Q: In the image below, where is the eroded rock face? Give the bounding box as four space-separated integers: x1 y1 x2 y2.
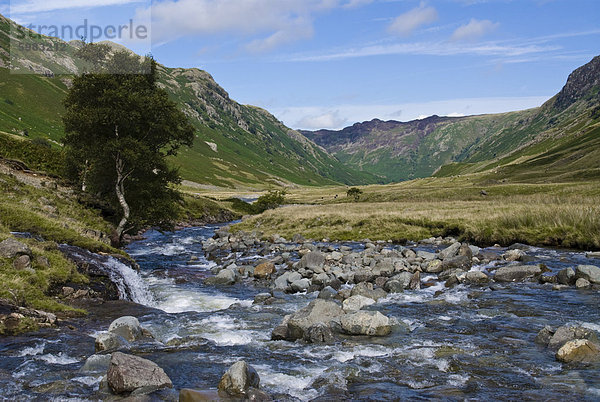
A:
217 361 260 397
340 311 391 336
556 339 600 364
107 352 172 395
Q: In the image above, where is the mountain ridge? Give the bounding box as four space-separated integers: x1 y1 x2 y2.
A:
0 14 375 188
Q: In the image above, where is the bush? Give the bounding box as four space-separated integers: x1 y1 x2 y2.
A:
254 190 286 213
347 187 363 201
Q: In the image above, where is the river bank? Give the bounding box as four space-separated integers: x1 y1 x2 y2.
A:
1 223 599 400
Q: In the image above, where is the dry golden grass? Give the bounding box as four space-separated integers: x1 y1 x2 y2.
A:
233 179 600 250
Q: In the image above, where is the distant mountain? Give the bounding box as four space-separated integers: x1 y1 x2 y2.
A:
0 14 374 188
301 56 600 183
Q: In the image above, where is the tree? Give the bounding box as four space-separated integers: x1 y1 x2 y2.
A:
63 49 195 245
346 187 363 201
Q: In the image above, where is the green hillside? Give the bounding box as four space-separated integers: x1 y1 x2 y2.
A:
0 14 374 188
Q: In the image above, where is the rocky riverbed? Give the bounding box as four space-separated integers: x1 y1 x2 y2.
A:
1 223 599 400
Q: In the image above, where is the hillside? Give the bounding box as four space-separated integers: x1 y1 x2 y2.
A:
0 14 374 188
302 56 600 183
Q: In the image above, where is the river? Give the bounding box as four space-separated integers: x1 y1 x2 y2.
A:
1 224 599 400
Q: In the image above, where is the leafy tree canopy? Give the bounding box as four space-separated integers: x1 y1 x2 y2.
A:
63 47 195 244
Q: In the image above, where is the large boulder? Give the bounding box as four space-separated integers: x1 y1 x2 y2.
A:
108 316 143 342
342 295 375 312
575 265 600 284
556 339 600 364
0 238 32 258
494 265 542 282
340 311 391 336
218 361 260 397
254 262 276 279
107 352 172 395
285 300 343 341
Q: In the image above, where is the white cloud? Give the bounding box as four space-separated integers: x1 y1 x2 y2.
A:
288 40 557 62
9 0 143 14
273 96 550 130
388 2 438 36
295 110 349 130
138 0 372 52
451 19 499 41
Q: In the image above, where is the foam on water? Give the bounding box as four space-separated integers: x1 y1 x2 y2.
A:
37 352 80 365
194 315 267 346
146 277 250 313
254 364 323 400
18 343 45 357
332 345 390 363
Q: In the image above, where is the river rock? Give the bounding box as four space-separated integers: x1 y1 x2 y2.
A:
312 272 330 287
439 242 461 259
442 255 471 271
285 299 343 341
318 286 338 300
342 295 375 312
585 251 600 259
218 361 260 397
206 269 236 285
494 265 542 282
408 271 421 290
576 278 591 289
417 250 436 261
298 252 325 270
575 265 600 284
340 311 391 336
350 282 387 301
107 352 172 395
557 268 576 285
556 339 600 364
253 293 272 304
254 262 275 279
535 326 555 346
465 270 489 284
0 238 32 258
547 326 600 350
503 249 525 262
458 244 473 259
95 332 130 352
425 260 443 273
290 278 311 293
108 316 143 342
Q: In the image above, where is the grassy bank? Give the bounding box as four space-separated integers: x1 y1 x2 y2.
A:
233 176 600 250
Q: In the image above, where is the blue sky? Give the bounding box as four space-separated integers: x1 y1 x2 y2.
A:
5 0 600 129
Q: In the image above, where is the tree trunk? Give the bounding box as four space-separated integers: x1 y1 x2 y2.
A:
115 154 130 242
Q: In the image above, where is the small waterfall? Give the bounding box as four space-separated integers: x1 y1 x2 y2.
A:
58 244 154 306
102 256 154 305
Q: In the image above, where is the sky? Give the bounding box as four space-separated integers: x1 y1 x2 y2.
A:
4 0 600 130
